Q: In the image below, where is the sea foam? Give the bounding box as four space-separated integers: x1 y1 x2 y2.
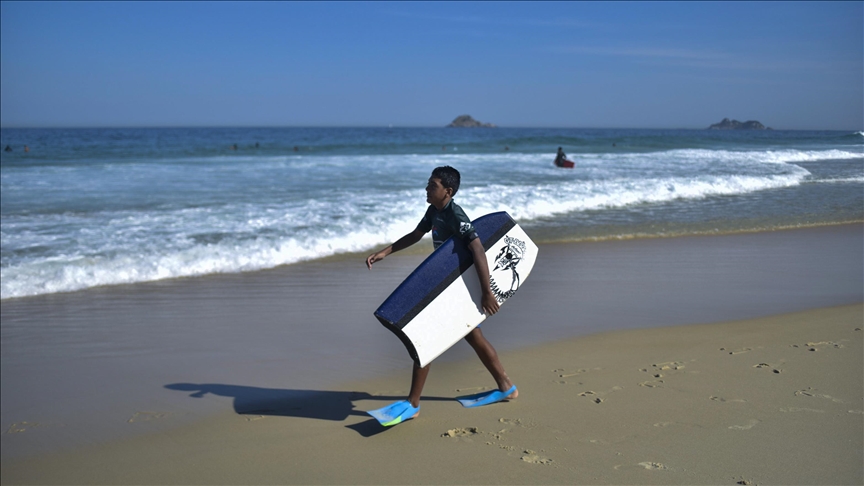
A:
2 144 860 299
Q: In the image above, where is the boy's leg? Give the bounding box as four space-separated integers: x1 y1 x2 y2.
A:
407 363 429 409
465 328 518 399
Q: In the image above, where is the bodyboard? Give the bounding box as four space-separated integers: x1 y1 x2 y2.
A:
374 212 538 367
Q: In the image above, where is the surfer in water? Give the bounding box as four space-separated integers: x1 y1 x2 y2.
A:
365 166 518 425
554 147 568 166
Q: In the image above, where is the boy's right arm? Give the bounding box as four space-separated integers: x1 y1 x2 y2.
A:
366 229 425 269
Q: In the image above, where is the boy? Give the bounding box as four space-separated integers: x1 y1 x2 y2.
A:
365 166 517 424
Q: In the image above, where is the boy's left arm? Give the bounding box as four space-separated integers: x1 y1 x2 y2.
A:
468 237 500 315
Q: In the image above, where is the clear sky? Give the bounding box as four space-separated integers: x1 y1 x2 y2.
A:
1 1 861 130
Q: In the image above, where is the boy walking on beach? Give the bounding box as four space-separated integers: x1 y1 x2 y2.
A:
365 166 517 425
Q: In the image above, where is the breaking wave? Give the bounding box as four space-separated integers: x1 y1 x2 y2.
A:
2 145 859 299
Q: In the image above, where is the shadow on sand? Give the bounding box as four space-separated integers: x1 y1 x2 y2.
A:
165 383 450 437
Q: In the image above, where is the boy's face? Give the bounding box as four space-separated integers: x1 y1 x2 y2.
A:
426 177 452 209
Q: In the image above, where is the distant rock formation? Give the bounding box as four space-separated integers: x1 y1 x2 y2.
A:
447 115 496 128
708 118 771 130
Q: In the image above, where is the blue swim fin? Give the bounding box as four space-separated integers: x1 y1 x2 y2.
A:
457 385 517 408
367 400 420 426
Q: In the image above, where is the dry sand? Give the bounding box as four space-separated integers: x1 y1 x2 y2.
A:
2 305 861 485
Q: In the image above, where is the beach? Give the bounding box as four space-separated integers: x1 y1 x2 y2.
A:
2 224 862 485
2 2 862 483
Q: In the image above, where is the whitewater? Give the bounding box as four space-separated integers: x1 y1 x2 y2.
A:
1 127 861 299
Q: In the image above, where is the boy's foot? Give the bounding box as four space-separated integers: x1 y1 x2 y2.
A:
367 400 420 426
456 385 518 408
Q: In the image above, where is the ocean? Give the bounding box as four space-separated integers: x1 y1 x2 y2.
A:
1 127 862 300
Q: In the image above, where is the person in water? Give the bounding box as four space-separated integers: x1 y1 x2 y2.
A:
555 147 568 166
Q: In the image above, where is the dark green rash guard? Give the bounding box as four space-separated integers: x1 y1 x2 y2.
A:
416 200 479 249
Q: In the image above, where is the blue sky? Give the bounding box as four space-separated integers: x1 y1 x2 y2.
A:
1 2 861 130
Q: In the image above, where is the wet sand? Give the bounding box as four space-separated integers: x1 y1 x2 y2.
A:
1 224 862 484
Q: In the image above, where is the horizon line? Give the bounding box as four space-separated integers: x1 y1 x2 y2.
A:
2 124 860 132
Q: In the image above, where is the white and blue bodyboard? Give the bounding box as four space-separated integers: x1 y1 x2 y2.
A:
374 212 538 367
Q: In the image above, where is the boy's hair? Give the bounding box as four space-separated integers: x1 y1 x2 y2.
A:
431 166 461 196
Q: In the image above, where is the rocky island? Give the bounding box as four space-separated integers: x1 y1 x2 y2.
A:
447 115 496 128
708 118 771 130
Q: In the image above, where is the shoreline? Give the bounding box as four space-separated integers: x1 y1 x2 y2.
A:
530 219 864 245
2 223 862 478
3 304 861 484
3 221 862 303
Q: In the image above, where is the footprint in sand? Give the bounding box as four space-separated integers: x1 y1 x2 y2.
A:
639 368 665 378
579 391 604 404
498 417 534 428
5 421 42 434
639 380 665 388
486 419 535 446
651 361 685 371
441 427 479 438
554 368 588 378
485 434 552 465
790 340 846 351
639 462 668 470
579 386 623 403
127 411 171 423
753 363 782 374
487 431 508 442
794 387 844 403
710 396 747 403
616 462 669 471
553 368 596 384
521 449 553 465
729 419 760 430
720 347 761 355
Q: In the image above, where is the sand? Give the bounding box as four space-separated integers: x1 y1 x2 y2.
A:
2 305 861 485
1 225 862 484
